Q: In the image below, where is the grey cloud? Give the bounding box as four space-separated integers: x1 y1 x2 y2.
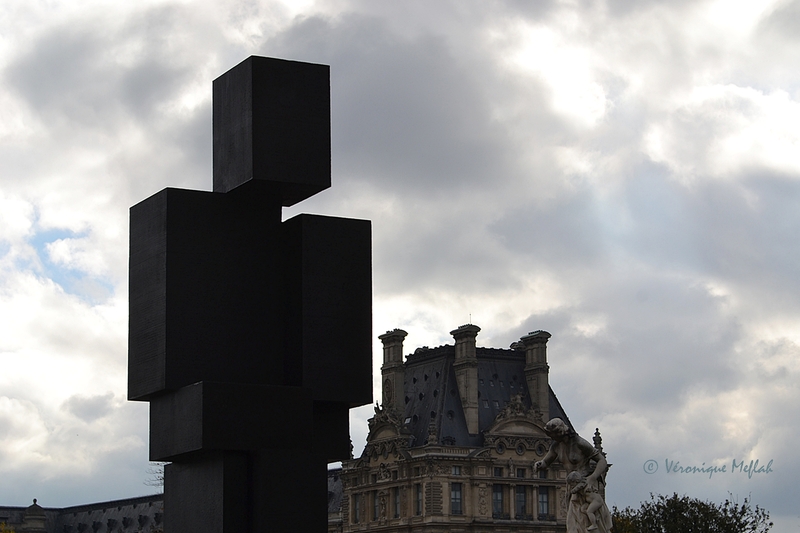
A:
62 392 114 423
619 170 800 309
511 272 741 408
757 0 800 40
707 175 800 292
261 14 536 193
489 187 607 267
5 5 206 126
260 13 584 298
1 3 217 220
0 400 149 506
597 0 697 17
5 27 109 123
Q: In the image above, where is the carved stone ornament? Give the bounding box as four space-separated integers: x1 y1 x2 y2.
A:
426 458 437 477
364 403 412 459
494 393 540 421
484 435 551 456
426 420 438 445
478 486 488 516
368 403 404 432
382 378 393 404
379 491 387 521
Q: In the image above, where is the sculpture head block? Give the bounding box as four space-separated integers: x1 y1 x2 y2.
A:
213 56 331 205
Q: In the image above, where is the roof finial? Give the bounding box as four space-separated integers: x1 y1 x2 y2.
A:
593 428 603 453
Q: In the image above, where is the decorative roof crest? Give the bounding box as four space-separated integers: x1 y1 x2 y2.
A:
494 393 542 422
368 402 403 431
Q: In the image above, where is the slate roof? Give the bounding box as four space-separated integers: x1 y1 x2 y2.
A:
400 344 572 449
327 468 344 514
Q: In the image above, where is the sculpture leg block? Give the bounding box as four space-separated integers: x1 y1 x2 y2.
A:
164 452 249 533
249 449 328 533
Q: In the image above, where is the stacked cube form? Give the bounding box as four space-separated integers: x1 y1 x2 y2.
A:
129 57 372 533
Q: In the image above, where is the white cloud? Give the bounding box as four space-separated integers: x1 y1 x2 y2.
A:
0 396 49 463
645 85 800 181
46 237 109 278
0 192 34 244
503 21 611 129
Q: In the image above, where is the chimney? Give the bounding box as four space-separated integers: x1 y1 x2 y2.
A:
379 329 408 412
520 330 551 422
451 324 480 434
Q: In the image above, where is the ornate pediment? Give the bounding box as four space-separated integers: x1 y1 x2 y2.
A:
367 403 407 440
362 403 412 460
483 394 550 455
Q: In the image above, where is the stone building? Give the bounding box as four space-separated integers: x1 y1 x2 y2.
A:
340 324 599 533
0 495 163 533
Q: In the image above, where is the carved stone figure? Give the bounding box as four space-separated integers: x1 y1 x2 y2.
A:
534 418 613 533
478 486 488 516
383 378 393 404
567 472 606 531
379 492 387 520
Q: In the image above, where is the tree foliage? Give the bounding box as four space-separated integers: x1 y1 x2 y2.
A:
0 522 15 533
612 493 772 533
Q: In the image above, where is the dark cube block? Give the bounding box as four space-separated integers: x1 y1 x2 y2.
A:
165 452 249 533
249 449 328 533
312 401 351 462
281 214 372 407
213 56 331 205
128 185 284 400
150 382 313 461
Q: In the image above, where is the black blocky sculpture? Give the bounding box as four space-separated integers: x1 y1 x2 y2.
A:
129 56 372 532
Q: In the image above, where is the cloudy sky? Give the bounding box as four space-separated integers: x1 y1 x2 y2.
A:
1 0 799 529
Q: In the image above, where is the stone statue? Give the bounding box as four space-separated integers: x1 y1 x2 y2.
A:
534 418 613 533
567 471 607 531
379 492 387 519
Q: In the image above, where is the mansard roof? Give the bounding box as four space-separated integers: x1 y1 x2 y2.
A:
398 343 572 449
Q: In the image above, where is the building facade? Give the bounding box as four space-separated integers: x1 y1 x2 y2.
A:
0 495 163 533
341 324 602 533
